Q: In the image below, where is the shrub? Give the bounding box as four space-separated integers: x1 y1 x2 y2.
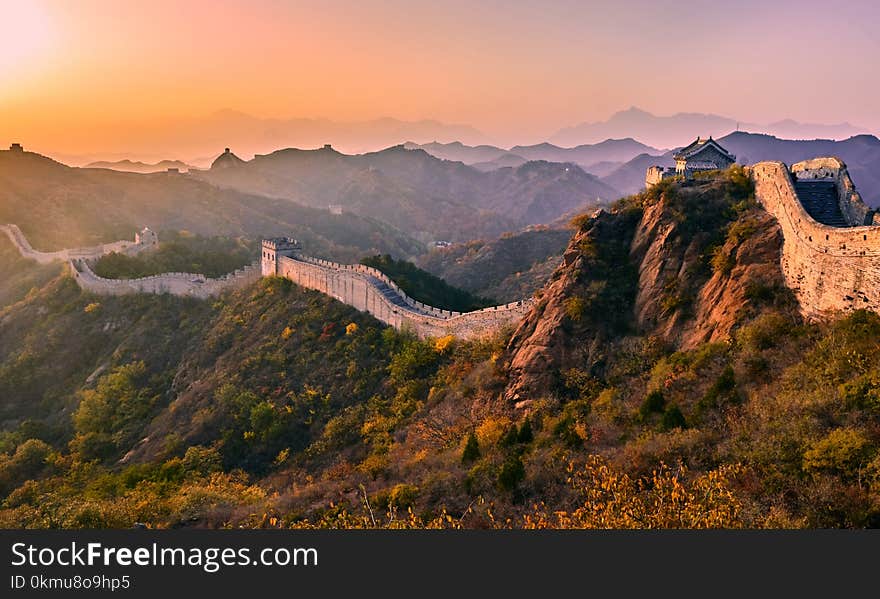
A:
593 388 621 419
553 416 584 448
661 405 687 431
561 368 601 401
498 455 525 491
698 365 738 414
563 296 586 322
388 484 419 509
499 425 519 448
710 246 735 276
639 389 666 419
803 428 874 479
839 373 880 412
517 419 534 444
461 432 480 464
182 446 222 477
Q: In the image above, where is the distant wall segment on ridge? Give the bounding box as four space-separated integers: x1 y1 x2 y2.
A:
751 158 880 317
262 238 531 339
2 223 259 299
0 224 158 264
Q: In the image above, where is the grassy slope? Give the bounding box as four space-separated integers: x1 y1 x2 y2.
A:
0 171 878 528
0 234 63 310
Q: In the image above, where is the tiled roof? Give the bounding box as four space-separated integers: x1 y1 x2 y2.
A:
673 137 736 161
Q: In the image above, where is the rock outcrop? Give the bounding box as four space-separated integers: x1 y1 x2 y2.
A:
504 174 791 404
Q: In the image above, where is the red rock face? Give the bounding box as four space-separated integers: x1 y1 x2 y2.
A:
503 178 792 406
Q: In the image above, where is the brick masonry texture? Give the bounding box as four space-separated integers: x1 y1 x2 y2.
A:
751 157 880 318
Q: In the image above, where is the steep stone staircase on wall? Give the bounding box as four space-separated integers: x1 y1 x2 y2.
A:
793 181 848 227
363 274 434 316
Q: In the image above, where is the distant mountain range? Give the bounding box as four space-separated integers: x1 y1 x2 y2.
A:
197 144 619 242
0 148 423 262
34 106 873 168
41 111 489 164
404 138 659 171
551 107 869 149
86 159 196 173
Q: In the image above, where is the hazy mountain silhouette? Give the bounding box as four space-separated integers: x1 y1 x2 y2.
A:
551 107 868 149
85 159 196 173
471 153 529 172
510 138 658 167
197 144 620 241
402 141 509 164
405 138 658 172
601 152 674 195
0 146 423 261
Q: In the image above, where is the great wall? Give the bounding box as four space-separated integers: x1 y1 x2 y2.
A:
2 222 531 338
4 154 877 334
751 157 880 318
69 258 261 299
1 224 261 301
1 223 158 263
261 238 532 338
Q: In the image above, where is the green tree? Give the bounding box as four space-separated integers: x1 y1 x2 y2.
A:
498 455 525 491
461 432 481 464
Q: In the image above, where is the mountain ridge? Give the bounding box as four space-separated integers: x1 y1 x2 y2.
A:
551 106 869 149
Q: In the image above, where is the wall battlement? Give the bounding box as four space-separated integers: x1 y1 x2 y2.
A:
3 223 258 299
1 224 157 264
69 258 260 299
751 157 880 317
264 248 532 339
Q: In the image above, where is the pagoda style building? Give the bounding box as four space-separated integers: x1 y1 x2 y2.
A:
673 136 736 178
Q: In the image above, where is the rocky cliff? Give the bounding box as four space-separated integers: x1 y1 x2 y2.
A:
504 171 794 405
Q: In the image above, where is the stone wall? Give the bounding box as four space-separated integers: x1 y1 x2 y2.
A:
70 259 260 299
645 166 675 188
790 157 872 226
269 253 532 339
751 158 880 318
1 224 154 264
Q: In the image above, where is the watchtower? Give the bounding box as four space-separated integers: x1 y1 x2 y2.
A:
261 237 302 276
135 227 159 248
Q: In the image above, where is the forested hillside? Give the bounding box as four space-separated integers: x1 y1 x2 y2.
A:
0 150 423 263
1 168 878 528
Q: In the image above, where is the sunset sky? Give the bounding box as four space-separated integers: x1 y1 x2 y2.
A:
2 0 879 158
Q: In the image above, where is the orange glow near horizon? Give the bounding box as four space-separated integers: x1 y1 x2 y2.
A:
2 0 879 160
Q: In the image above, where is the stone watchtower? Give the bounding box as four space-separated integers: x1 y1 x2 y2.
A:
261 237 302 277
135 227 159 248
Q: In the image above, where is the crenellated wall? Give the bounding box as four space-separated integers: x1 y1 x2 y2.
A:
1 224 155 264
751 158 880 318
268 252 532 339
789 157 873 226
69 259 261 299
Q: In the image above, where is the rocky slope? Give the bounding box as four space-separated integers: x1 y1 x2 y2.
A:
504 171 794 404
